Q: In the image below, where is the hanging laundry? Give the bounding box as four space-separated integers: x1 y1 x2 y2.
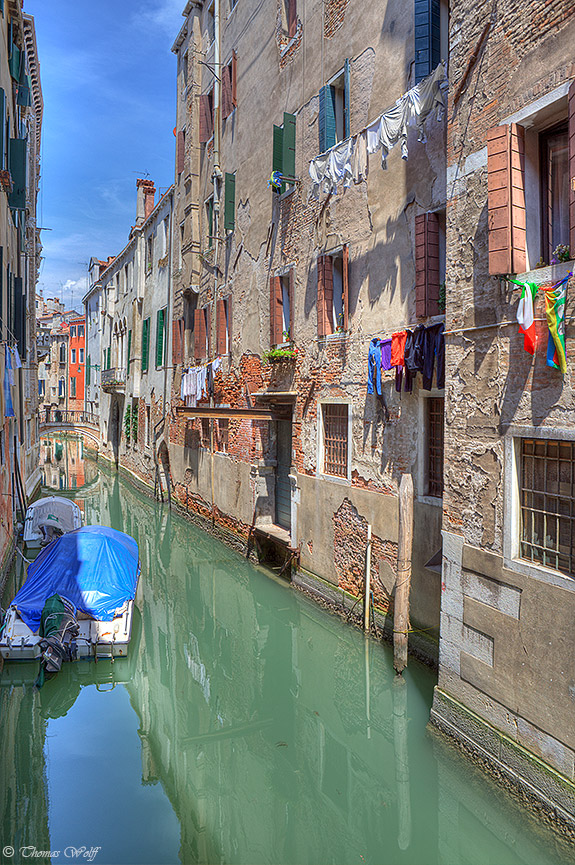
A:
380 338 392 371
328 138 354 190
4 345 14 418
422 323 445 390
406 62 446 143
390 331 407 367
507 278 538 355
12 346 22 369
404 324 426 375
367 338 391 395
543 274 570 374
352 131 368 184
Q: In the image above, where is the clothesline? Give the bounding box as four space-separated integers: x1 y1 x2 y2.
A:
309 63 447 198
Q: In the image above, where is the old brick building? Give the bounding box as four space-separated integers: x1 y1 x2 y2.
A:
431 0 575 830
167 0 449 655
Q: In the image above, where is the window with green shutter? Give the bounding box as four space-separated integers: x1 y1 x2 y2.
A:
205 196 214 249
9 44 20 81
106 346 111 370
272 113 296 194
8 138 26 210
414 0 440 84
142 318 150 372
86 355 91 387
127 329 132 369
0 89 5 170
155 308 165 368
319 63 350 152
224 172 235 233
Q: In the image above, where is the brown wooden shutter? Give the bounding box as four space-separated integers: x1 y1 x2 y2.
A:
323 256 334 335
317 256 326 337
288 268 295 340
199 94 213 143
176 130 185 175
222 63 233 119
415 213 440 316
231 50 238 108
206 304 212 358
288 0 297 38
216 298 226 355
569 79 575 257
342 244 349 330
172 318 183 366
487 123 526 274
226 295 232 352
194 308 205 360
270 276 283 345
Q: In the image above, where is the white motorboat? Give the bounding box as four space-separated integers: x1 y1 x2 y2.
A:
23 496 82 548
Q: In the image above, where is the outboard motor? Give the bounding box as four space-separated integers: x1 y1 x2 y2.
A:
38 520 64 547
37 594 79 683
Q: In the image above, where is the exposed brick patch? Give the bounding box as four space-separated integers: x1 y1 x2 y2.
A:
332 497 397 608
324 0 350 38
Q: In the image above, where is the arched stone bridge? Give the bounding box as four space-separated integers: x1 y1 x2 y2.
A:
39 410 101 447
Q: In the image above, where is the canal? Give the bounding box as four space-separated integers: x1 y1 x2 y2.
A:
0 435 572 865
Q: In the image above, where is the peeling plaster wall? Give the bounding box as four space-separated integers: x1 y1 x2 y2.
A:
433 0 575 821
169 0 447 649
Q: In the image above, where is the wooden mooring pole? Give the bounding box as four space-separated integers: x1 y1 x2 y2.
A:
394 473 413 674
364 523 372 632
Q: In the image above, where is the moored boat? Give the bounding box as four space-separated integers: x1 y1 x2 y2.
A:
23 495 83 548
0 526 141 674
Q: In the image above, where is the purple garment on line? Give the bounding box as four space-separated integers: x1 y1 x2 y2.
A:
380 338 392 371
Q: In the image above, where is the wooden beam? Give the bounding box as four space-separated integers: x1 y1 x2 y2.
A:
175 406 276 420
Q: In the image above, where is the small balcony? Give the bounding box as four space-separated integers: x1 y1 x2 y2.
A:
101 367 126 392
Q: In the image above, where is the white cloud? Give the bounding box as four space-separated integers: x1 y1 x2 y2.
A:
135 0 184 38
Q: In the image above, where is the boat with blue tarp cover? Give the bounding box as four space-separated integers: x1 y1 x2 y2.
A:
0 526 141 672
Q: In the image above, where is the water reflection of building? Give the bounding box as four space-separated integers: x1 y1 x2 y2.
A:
40 435 97 491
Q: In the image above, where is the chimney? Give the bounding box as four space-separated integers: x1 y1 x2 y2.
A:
136 178 155 225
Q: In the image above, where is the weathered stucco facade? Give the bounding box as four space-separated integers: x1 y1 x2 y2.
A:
167 0 449 656
431 0 575 831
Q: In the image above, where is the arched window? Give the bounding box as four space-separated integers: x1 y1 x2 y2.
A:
59 343 66 363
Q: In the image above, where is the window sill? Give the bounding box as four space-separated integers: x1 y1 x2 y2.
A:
417 494 443 507
316 471 351 486
515 260 573 285
503 554 574 591
279 185 296 200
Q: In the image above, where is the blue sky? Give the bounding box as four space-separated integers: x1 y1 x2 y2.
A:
26 0 184 311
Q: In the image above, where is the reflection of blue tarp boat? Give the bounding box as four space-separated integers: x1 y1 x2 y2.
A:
0 526 141 664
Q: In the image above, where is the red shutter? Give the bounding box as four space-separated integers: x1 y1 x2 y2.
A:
288 268 295 340
194 309 205 360
317 256 326 337
176 130 185 175
323 256 334 335
206 304 212 358
270 276 283 345
222 63 233 119
569 79 575 257
231 50 238 108
199 94 213 143
216 298 226 355
342 244 349 330
487 123 526 274
172 318 183 366
288 0 297 38
226 295 232 353
415 213 440 317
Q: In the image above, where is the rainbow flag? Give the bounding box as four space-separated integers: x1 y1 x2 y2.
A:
543 275 570 374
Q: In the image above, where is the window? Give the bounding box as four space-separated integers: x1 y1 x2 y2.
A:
70 326 76 338
79 348 84 363
317 247 349 337
194 306 211 361
59 344 66 364
322 404 349 478
540 124 569 263
199 89 214 143
206 0 215 46
425 397 444 497
272 113 296 193
415 212 444 317
179 222 185 268
162 217 169 257
71 377 76 398
520 438 575 578
216 418 229 452
319 62 350 152
205 196 214 249
142 318 150 373
216 297 231 355
78 325 84 338
38 379 44 397
201 418 210 447
71 349 76 364
222 52 237 119
414 0 441 84
146 235 154 273
280 0 297 38
270 272 293 344
58 378 65 398
156 308 166 368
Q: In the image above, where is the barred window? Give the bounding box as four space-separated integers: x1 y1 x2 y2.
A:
322 404 348 478
520 438 575 577
426 397 444 497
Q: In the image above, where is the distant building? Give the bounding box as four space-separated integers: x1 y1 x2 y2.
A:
68 315 85 411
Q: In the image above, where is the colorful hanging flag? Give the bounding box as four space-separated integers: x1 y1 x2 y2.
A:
516 281 538 355
4 344 14 418
543 275 570 374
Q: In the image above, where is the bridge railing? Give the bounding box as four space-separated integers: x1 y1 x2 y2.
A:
40 409 99 428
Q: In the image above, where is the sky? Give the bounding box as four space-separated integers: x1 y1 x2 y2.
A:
25 0 185 312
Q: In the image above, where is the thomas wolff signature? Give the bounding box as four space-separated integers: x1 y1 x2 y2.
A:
3 846 101 861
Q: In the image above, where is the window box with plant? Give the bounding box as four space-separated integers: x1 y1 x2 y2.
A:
263 345 299 363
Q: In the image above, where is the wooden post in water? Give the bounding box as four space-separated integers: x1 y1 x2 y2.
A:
364 523 372 632
394 473 413 674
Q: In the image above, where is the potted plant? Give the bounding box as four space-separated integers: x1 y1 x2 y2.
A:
263 346 299 363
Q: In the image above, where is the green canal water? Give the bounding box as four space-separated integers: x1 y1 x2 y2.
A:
0 438 573 865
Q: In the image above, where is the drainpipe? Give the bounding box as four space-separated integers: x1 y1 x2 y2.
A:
210 0 222 525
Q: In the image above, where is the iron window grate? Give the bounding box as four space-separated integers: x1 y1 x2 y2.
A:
427 397 444 497
323 404 348 478
520 438 575 577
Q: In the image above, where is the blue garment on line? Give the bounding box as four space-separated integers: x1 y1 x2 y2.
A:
367 338 392 395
